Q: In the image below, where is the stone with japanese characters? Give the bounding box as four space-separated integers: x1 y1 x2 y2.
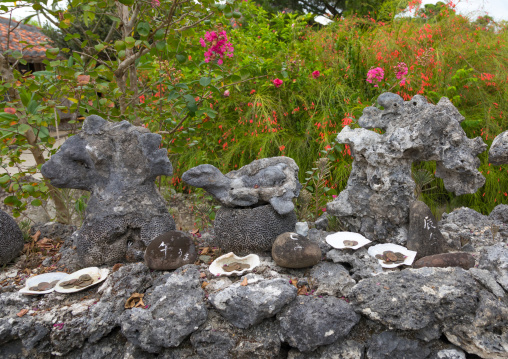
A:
144 231 197 270
271 232 322 268
407 201 446 260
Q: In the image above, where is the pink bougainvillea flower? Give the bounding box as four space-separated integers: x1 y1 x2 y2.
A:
223 90 230 97
366 67 384 87
312 70 320 79
273 78 283 88
151 0 160 7
199 30 234 64
394 62 408 85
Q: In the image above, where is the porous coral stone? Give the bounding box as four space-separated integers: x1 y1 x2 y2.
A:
272 232 321 268
0 209 24 266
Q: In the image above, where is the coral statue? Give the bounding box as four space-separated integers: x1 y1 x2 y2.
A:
327 93 486 242
41 115 175 266
183 157 301 253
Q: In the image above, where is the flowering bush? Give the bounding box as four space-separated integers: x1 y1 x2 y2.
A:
394 62 408 85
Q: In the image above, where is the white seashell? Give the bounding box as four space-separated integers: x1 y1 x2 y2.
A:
326 232 372 250
19 272 70 295
367 243 417 268
209 252 260 277
54 267 110 294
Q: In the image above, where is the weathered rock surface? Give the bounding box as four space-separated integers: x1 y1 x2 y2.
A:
272 232 322 268
144 231 197 270
436 348 466 359
0 210 24 266
407 201 446 259
366 331 430 359
41 115 176 266
309 261 356 297
209 274 297 329
182 157 301 215
489 130 508 165
327 93 486 241
287 339 365 359
478 242 508 292
214 204 296 253
326 247 383 281
278 296 360 352
120 265 207 353
413 252 475 270
351 267 508 358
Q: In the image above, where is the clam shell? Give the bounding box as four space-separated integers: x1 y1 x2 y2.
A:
326 232 372 250
54 267 109 294
19 272 70 295
367 243 417 268
209 252 260 277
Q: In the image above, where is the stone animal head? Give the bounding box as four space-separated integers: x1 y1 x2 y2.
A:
41 115 172 191
182 157 302 215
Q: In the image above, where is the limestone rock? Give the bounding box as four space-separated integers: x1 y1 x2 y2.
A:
489 130 508 165
144 231 197 270
469 267 506 298
288 340 365 359
120 265 207 353
326 247 383 281
214 204 296 253
478 243 508 292
407 201 446 259
327 93 486 241
366 331 430 359
436 349 466 359
182 157 301 215
413 253 475 270
41 115 176 266
314 213 329 231
294 222 309 236
277 296 360 352
0 210 24 266
209 274 297 329
309 261 356 297
271 232 321 268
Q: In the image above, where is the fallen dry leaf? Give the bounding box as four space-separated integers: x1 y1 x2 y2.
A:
297 286 308 296
201 282 209 289
190 228 200 235
112 263 124 272
31 230 41 242
17 309 28 317
383 286 390 290
199 272 206 278
134 298 146 308
200 247 210 255
240 277 248 286
290 278 298 289
125 293 144 309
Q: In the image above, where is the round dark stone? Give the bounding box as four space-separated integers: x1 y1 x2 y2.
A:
271 232 321 268
144 231 197 270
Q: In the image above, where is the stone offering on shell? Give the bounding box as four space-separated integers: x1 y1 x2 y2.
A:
28 280 60 292
222 262 250 272
375 251 406 264
343 240 359 247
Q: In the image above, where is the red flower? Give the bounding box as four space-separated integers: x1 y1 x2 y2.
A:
273 78 283 88
312 70 320 79
4 107 16 114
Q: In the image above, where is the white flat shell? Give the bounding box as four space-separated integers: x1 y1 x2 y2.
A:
367 243 417 268
19 272 70 295
326 232 372 250
209 252 260 277
54 267 110 294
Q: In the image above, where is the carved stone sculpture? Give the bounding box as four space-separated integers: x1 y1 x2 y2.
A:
327 93 486 242
489 130 508 165
182 157 301 253
41 115 175 266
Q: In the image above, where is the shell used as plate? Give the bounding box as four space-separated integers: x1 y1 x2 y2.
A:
367 243 417 268
209 252 260 276
326 232 372 250
54 267 109 294
19 272 70 295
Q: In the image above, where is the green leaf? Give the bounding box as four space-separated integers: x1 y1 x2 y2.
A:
46 48 60 59
199 77 211 87
0 175 10 185
31 199 42 206
137 22 150 37
232 11 242 18
125 37 135 49
154 29 165 41
4 196 20 206
117 0 134 5
155 41 166 51
176 53 186 63
95 43 105 52
0 113 17 121
114 40 126 51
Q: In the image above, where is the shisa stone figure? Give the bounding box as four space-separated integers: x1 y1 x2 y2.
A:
41 115 175 266
489 130 508 165
327 93 486 242
182 157 301 253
